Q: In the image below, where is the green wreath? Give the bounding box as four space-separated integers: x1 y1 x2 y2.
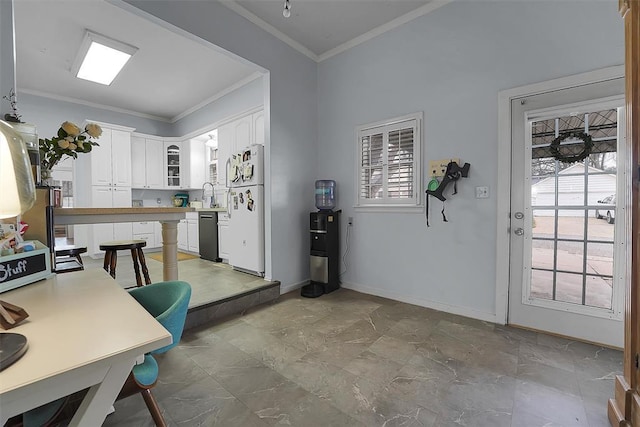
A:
549 131 593 163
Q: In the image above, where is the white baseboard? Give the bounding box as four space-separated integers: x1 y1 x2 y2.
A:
280 280 308 295
341 281 497 324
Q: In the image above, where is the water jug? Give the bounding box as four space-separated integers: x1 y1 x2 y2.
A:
315 180 336 211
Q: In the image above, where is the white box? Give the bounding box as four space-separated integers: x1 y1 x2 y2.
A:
0 241 54 293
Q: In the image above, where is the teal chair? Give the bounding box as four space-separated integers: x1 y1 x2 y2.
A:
20 280 191 427
117 280 191 427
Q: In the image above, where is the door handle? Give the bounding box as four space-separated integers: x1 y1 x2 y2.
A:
514 228 524 236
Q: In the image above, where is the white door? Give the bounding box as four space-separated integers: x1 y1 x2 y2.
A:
508 79 627 347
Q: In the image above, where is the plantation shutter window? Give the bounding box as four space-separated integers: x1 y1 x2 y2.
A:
356 113 422 209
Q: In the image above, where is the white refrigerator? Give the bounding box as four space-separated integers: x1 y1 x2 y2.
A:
227 144 265 276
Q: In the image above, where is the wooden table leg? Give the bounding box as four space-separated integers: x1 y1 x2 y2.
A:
160 220 179 281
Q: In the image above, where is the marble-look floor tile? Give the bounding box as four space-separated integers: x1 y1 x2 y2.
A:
95 288 622 426
512 380 589 426
159 376 267 426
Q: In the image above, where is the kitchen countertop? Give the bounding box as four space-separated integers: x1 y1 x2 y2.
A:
194 207 227 212
55 207 193 215
53 207 192 224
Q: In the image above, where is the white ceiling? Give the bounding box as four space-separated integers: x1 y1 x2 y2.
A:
13 0 258 122
13 0 438 122
230 0 432 58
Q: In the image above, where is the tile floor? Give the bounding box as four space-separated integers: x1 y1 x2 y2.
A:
102 288 621 427
80 254 272 308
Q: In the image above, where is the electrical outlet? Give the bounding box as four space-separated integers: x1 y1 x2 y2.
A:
157 198 162 205
428 158 460 177
475 186 489 199
348 216 353 226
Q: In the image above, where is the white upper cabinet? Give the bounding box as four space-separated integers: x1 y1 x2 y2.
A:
217 109 264 188
131 136 146 188
131 136 164 189
183 139 206 189
91 127 132 187
252 110 265 146
217 122 233 187
164 140 182 189
146 140 164 188
233 115 252 150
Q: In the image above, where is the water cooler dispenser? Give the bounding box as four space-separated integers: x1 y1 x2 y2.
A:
302 180 340 298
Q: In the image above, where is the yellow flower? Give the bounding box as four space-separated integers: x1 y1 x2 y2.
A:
58 139 70 149
68 142 77 150
61 121 81 137
77 140 84 149
85 123 102 138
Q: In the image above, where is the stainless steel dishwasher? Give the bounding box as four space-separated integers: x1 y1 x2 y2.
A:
198 211 220 261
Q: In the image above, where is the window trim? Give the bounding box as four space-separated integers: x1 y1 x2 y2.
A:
354 112 423 211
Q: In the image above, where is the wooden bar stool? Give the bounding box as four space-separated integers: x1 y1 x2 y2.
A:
54 246 87 273
99 240 151 287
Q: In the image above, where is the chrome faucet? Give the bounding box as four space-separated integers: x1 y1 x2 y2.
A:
202 182 215 207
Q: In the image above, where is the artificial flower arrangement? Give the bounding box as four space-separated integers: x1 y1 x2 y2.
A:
39 121 103 172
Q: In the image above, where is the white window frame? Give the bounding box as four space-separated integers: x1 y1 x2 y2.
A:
355 112 423 212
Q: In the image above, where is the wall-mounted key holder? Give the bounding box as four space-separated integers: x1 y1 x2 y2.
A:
425 161 470 227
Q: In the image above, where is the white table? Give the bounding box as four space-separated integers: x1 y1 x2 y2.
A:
0 269 172 426
54 207 190 281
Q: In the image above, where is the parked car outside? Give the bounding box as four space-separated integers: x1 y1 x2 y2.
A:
595 194 615 224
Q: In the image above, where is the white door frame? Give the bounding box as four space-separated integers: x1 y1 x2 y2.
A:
495 65 625 325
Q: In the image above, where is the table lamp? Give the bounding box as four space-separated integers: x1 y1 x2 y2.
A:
0 119 35 333
0 119 36 219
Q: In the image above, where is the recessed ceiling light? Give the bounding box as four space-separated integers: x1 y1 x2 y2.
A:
72 31 137 86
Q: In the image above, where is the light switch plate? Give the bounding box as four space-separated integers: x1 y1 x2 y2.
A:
475 186 489 199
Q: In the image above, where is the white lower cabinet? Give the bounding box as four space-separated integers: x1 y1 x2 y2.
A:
218 212 229 260
177 215 199 254
154 222 163 248
178 220 188 251
133 221 156 249
89 186 132 256
187 219 199 253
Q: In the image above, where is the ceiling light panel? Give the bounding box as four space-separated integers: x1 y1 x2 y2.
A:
72 31 137 86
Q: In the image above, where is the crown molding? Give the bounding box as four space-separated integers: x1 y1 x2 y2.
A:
19 88 171 122
318 0 454 62
19 72 264 125
170 72 263 123
220 1 319 62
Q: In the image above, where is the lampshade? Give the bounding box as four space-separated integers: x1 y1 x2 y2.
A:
0 120 36 219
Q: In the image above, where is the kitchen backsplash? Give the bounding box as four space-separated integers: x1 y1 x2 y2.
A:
130 188 227 208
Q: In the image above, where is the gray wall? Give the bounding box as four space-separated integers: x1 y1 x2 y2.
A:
171 77 263 137
125 0 319 288
316 1 624 318
19 93 173 137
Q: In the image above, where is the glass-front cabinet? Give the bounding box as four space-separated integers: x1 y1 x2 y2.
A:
165 142 181 187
